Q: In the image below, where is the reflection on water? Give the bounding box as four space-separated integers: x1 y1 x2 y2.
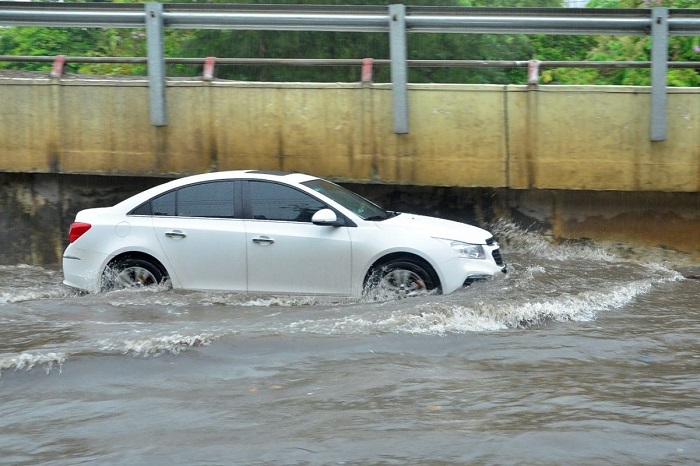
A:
0 225 698 464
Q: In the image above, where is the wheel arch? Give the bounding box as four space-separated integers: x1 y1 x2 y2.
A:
363 252 441 291
105 251 169 280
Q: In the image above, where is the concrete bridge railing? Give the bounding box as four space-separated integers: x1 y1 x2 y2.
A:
1 76 699 192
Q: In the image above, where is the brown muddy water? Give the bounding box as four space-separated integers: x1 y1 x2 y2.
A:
1 223 698 465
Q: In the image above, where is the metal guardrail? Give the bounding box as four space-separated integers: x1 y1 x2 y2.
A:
1 2 700 139
2 3 700 34
3 55 700 70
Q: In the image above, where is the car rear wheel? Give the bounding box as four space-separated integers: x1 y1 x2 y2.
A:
102 258 164 291
366 258 439 299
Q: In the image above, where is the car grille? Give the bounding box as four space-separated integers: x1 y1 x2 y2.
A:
491 248 504 266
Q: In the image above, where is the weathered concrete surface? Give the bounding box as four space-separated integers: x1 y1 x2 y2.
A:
1 76 698 192
0 173 169 265
1 173 697 266
508 189 700 259
507 86 700 191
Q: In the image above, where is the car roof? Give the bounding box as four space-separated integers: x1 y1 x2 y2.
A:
115 170 321 210
171 170 319 185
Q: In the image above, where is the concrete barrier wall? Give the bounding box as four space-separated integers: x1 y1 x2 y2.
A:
1 76 698 192
507 86 700 192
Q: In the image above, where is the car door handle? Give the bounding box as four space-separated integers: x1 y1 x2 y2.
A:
252 236 274 245
165 230 187 239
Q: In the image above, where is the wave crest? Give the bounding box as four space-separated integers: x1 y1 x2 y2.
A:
95 333 216 357
0 352 66 377
288 271 679 335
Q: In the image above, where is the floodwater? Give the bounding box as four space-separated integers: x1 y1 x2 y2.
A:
1 223 698 465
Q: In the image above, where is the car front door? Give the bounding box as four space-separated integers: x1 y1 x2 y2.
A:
244 180 352 296
150 180 248 292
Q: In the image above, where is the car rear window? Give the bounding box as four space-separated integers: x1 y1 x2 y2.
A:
130 181 236 218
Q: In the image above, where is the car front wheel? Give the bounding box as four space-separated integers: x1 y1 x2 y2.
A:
102 258 164 291
366 258 439 299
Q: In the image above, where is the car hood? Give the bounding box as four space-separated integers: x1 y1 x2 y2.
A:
374 213 493 244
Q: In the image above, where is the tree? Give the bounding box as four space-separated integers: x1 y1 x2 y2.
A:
540 0 700 86
178 0 564 84
0 26 104 73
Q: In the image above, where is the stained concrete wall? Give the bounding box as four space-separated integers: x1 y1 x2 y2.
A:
1 76 698 192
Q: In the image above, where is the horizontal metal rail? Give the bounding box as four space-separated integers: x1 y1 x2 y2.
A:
2 55 700 70
1 3 699 35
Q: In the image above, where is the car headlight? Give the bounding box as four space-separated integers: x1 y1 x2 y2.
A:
450 241 485 259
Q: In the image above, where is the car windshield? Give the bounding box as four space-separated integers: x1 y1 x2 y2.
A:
302 179 393 221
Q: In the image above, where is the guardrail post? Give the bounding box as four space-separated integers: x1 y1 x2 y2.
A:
527 60 540 86
361 57 374 83
49 55 66 78
650 7 668 142
389 4 408 134
146 2 167 126
203 56 216 81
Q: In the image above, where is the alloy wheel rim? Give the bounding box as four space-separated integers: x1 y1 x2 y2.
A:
115 266 157 288
379 269 426 296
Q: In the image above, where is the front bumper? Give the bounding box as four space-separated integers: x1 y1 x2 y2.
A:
464 264 507 286
440 252 507 294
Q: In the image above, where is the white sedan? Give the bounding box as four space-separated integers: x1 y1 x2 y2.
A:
63 171 506 298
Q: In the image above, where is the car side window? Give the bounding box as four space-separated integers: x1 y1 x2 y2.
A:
134 181 236 218
150 191 176 216
249 181 325 222
177 181 235 218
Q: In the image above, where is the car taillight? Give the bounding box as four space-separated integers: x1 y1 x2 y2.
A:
69 222 92 243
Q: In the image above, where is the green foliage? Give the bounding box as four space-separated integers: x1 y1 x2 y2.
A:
589 0 700 6
550 0 700 86
0 0 192 76
177 0 563 83
0 26 104 72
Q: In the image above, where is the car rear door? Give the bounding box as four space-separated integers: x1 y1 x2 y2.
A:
243 180 352 296
150 180 248 291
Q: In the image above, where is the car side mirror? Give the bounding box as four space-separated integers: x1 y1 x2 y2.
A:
312 208 343 226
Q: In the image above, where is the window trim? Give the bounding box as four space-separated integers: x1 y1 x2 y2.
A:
241 179 349 225
128 180 243 219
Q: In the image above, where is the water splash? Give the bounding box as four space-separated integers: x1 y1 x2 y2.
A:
0 351 66 378
95 333 217 358
288 268 681 336
490 219 619 262
0 264 77 304
103 288 335 309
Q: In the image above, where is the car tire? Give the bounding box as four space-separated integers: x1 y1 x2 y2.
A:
366 258 439 299
102 258 164 291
